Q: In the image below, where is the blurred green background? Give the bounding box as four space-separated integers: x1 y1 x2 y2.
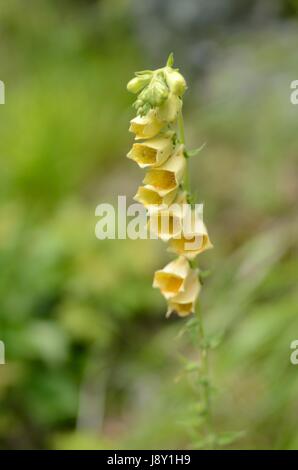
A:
0 0 298 450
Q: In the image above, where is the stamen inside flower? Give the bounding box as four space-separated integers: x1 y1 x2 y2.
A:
130 122 144 135
133 144 157 165
144 169 176 190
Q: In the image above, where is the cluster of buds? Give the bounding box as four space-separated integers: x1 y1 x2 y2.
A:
127 54 213 318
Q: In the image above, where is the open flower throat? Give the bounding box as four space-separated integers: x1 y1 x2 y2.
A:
126 54 213 318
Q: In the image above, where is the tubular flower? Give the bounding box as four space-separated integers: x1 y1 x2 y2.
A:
126 54 212 318
133 186 177 209
127 135 174 168
148 204 184 242
153 256 190 299
129 109 164 140
168 216 213 260
166 269 201 318
142 146 185 196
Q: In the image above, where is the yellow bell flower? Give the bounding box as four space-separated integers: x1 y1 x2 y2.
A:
166 269 201 318
129 109 164 140
148 204 184 241
142 145 186 196
127 135 174 169
168 214 213 260
153 256 190 299
133 186 177 209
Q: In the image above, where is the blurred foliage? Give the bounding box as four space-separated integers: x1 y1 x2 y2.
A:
0 0 297 450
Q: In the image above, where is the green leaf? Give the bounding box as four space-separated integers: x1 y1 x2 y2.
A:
192 433 217 449
185 361 200 372
135 70 153 77
186 143 206 158
199 269 212 279
217 431 246 447
205 332 224 350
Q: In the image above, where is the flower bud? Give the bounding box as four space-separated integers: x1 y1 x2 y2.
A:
127 75 151 94
146 74 169 106
165 68 187 96
157 93 182 123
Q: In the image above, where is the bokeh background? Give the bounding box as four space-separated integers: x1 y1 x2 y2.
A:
0 0 298 450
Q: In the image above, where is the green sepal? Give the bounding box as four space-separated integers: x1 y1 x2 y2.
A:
166 52 174 67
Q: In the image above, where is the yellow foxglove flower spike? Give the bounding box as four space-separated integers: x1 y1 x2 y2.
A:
127 135 174 169
166 269 201 318
153 256 190 299
126 54 216 446
142 145 186 196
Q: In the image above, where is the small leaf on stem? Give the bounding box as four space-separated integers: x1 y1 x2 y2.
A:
185 143 206 158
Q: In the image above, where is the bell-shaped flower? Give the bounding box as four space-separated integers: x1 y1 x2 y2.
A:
127 135 174 169
166 269 201 317
148 203 184 242
129 109 164 140
134 186 177 210
142 145 186 197
153 256 190 300
168 211 213 259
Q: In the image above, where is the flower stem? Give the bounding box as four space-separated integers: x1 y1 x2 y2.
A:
178 110 191 197
179 109 214 448
178 110 185 145
196 303 214 448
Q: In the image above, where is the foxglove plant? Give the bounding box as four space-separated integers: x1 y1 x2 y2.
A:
127 54 219 447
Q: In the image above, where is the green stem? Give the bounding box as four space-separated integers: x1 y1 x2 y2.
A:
178 110 185 145
196 303 213 448
179 109 214 448
178 110 191 196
